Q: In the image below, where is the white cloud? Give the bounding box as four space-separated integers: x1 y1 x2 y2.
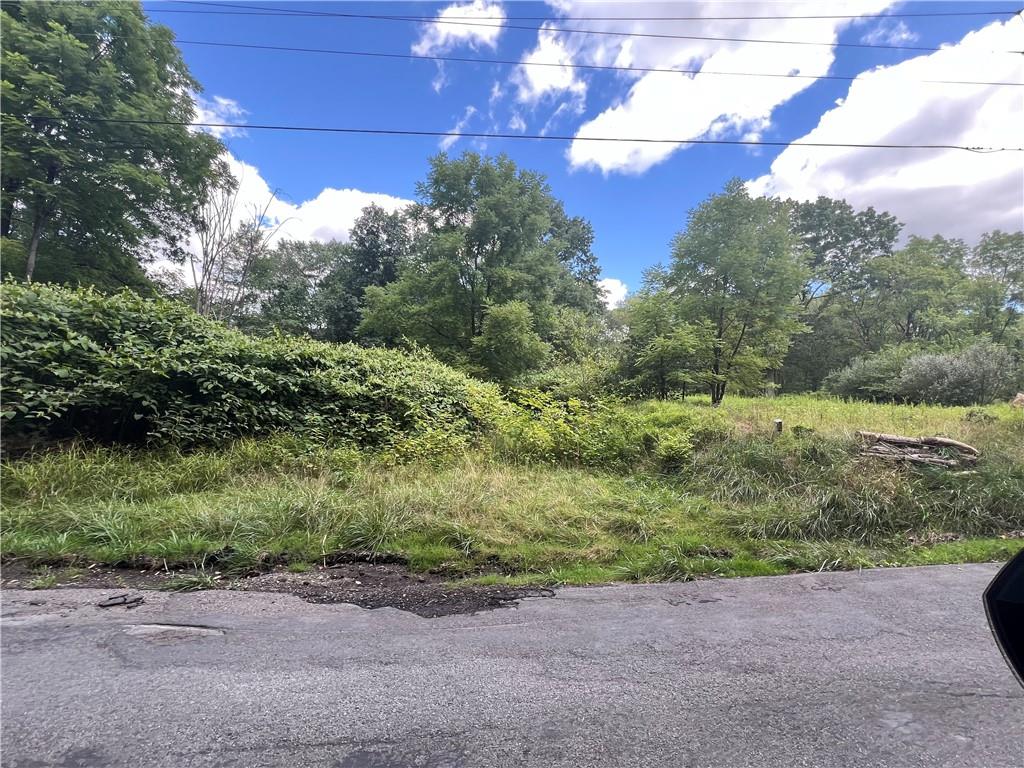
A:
193 94 247 138
861 20 918 45
510 1 895 174
440 106 478 150
599 277 628 308
153 151 412 286
206 153 411 246
412 0 506 56
748 19 1024 244
513 24 587 104
508 113 526 132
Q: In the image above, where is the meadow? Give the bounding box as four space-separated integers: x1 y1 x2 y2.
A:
4 395 1022 586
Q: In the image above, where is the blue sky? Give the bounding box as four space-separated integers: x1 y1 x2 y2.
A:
146 1 1024 303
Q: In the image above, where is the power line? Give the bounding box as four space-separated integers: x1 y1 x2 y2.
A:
165 2 1023 54
149 3 1023 23
165 37 1024 88
25 115 1022 153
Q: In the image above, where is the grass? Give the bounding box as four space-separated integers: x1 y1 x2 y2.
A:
2 396 1022 584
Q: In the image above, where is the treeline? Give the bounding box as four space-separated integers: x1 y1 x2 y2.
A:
164 152 606 384
2 2 1021 407
162 165 1023 406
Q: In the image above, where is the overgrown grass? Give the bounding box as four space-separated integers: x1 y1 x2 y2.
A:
3 396 1022 583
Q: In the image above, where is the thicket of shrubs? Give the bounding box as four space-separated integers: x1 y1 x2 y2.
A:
825 342 1022 405
0 282 700 471
0 281 493 450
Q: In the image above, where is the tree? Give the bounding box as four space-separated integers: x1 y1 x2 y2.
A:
618 270 706 399
470 301 550 382
241 239 348 338
1 0 226 288
790 197 901 306
189 186 287 322
965 230 1023 343
359 152 603 366
669 180 808 404
319 204 412 342
781 198 902 391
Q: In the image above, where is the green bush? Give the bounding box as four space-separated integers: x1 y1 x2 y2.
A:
488 389 664 469
825 341 1021 406
895 343 1020 405
823 345 921 401
1 281 496 449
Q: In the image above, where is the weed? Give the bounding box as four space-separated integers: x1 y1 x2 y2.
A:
27 571 59 589
159 572 220 592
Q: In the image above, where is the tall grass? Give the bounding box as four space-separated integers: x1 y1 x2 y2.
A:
3 396 1022 581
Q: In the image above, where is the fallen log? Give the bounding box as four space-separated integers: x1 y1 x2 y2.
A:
856 431 979 456
856 430 980 469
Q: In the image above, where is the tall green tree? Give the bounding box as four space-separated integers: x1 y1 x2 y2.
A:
320 204 412 342
0 0 225 289
240 239 348 338
359 152 603 366
781 198 902 390
965 230 1023 344
669 180 808 404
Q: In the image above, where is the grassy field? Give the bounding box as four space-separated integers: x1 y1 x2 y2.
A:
3 396 1023 586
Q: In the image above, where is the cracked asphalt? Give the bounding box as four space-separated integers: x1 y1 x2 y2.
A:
2 564 1022 767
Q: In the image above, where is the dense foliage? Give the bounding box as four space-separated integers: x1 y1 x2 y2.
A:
610 191 1022 405
0 281 494 449
826 342 1022 405
0 0 226 289
359 153 604 379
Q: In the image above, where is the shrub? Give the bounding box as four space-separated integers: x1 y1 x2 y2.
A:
517 357 618 401
488 389 664 469
895 343 1019 406
1 281 495 449
825 341 1021 406
823 345 920 401
653 430 693 472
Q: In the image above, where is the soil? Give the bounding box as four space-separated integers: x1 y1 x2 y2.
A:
0 558 553 619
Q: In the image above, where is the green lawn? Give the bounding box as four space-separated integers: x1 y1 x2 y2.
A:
3 395 1022 585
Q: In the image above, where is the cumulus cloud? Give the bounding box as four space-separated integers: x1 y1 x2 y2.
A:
186 153 411 252
412 0 506 56
152 151 412 287
505 1 899 174
193 94 247 138
513 24 587 104
559 0 900 174
748 19 1024 244
599 277 628 308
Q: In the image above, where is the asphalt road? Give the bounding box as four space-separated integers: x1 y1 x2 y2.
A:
2 564 1022 768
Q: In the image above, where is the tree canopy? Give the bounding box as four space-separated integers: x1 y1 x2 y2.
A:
668 179 808 404
359 152 603 378
0 0 225 289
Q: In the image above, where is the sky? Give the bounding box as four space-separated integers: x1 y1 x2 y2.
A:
145 1 1024 306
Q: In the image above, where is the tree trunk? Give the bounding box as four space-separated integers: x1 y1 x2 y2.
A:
710 381 726 406
1 178 20 237
25 206 46 282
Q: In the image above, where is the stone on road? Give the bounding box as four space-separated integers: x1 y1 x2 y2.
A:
2 564 1022 767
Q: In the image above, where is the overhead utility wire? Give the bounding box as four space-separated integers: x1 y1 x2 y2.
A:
150 3 1022 22
168 2 1023 53
165 37 1024 88
25 115 1022 153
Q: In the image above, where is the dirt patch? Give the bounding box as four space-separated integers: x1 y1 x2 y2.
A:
0 559 552 618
